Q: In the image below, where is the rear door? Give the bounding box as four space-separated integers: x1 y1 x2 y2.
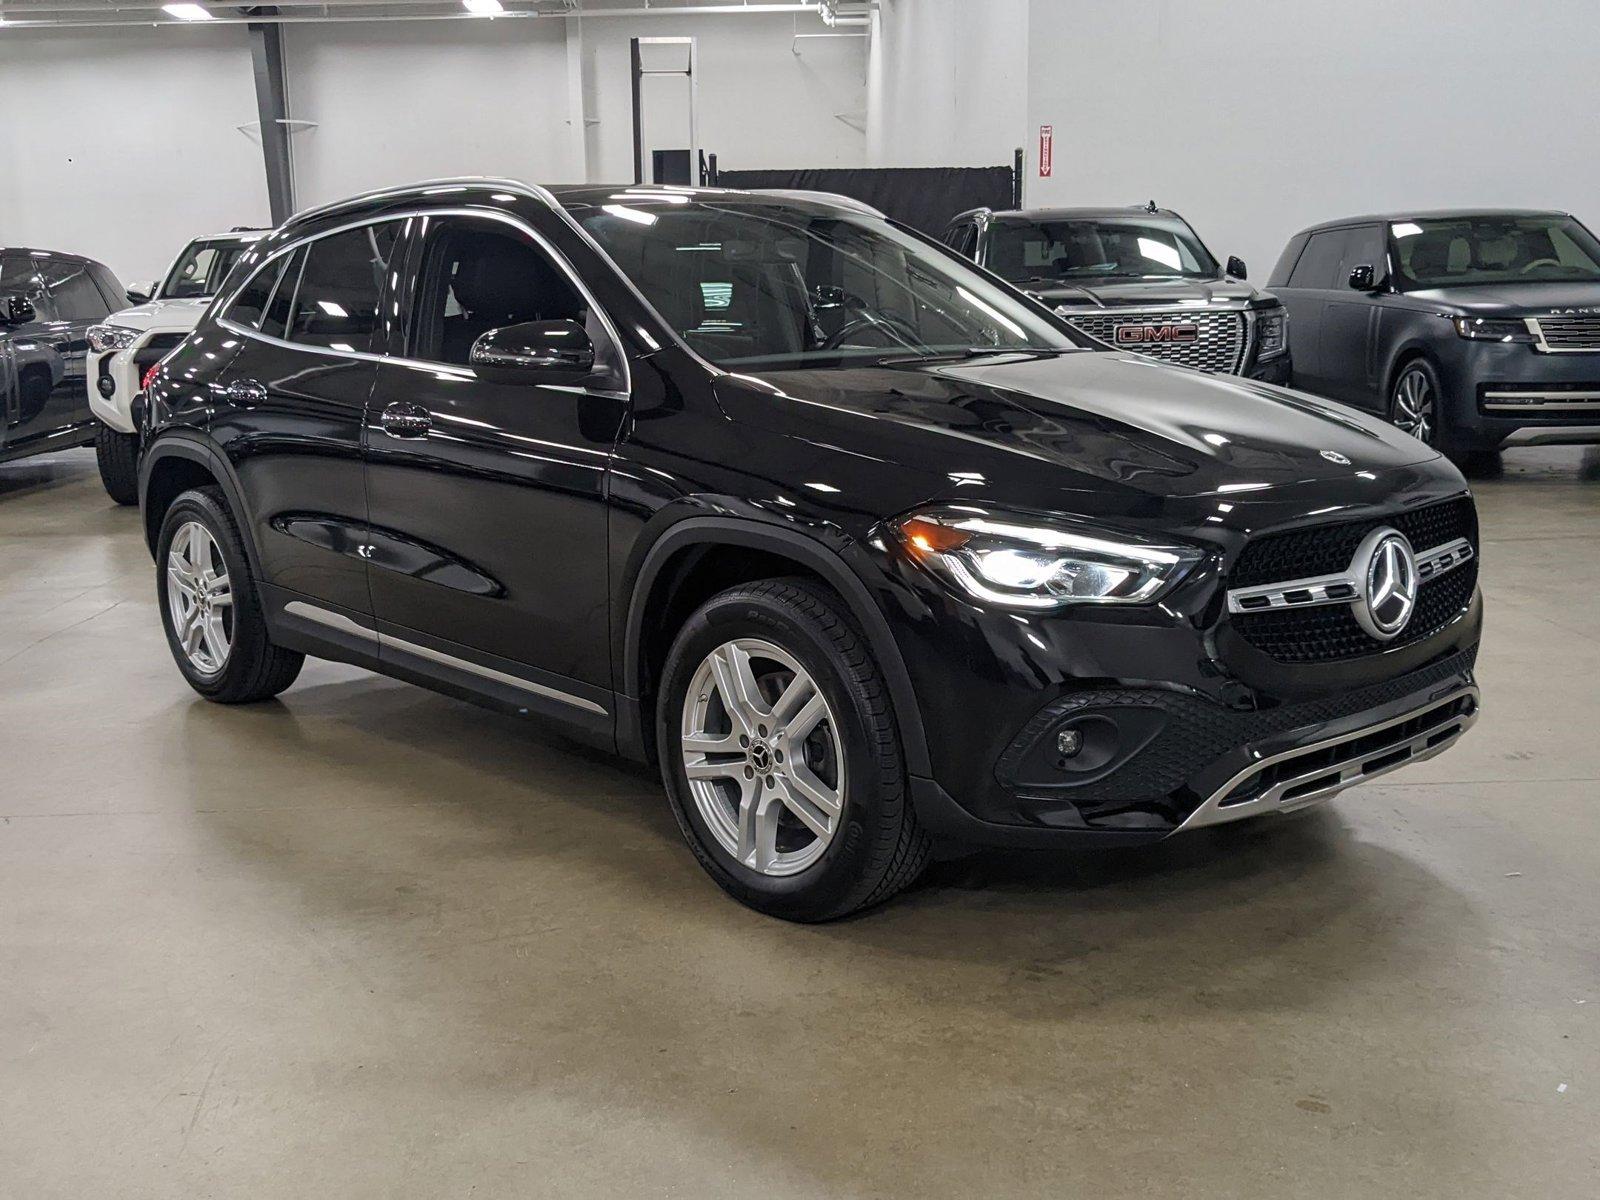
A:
1 253 108 451
209 220 405 619
1273 228 1349 397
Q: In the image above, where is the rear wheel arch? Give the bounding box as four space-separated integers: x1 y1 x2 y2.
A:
620 517 932 779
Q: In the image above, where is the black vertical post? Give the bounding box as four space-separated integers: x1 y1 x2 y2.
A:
248 17 295 224
629 37 644 186
707 152 718 187
1012 146 1024 210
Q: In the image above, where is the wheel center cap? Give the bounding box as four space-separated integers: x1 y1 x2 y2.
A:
748 742 774 774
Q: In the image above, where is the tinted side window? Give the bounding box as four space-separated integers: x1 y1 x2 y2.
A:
1287 229 1349 289
408 219 588 367
223 255 291 330
261 248 306 339
283 223 401 353
43 258 110 320
1338 224 1387 284
0 255 55 322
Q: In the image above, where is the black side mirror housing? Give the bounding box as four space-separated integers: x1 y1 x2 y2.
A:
1226 255 1248 280
1348 264 1376 291
469 319 596 386
1 295 37 326
125 282 155 305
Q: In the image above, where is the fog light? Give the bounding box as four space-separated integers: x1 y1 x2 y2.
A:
1056 728 1084 758
97 375 116 399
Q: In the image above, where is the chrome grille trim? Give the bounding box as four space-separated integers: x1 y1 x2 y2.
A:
1226 537 1474 614
1482 387 1600 410
1177 686 1480 831
1058 306 1251 374
1526 315 1600 353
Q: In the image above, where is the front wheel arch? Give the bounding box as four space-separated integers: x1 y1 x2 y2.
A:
620 517 932 780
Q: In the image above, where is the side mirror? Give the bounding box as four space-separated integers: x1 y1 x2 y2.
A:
1226 255 1248 280
1348 263 1376 291
1 295 37 325
469 319 596 385
126 282 155 305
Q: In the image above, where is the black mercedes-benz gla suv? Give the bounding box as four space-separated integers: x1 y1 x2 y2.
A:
1271 209 1600 459
139 180 1483 920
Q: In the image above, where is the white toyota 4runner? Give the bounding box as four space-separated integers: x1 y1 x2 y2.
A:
86 228 262 503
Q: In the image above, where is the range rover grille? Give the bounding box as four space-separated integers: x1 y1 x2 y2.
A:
1529 315 1600 351
1229 496 1479 662
1060 309 1248 374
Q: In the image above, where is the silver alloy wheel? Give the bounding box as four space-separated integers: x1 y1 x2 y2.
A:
166 520 234 675
1393 367 1436 445
680 638 845 877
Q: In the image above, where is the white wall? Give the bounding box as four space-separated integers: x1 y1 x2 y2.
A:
867 0 1028 168
1026 0 1600 282
284 21 575 208
0 28 268 285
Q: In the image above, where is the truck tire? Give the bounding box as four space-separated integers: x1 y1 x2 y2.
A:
95 423 141 506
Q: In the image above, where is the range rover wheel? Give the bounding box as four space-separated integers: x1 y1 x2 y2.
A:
1389 361 1440 447
156 486 304 704
657 578 930 921
94 423 141 506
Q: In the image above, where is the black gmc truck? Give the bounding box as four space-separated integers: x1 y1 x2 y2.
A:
943 204 1291 383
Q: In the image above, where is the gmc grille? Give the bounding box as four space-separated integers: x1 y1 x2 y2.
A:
1060 309 1249 374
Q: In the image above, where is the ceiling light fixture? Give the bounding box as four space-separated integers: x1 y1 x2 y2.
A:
162 3 215 18
462 0 504 14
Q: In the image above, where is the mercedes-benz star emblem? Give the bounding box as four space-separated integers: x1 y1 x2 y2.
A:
1352 527 1418 640
1320 450 1352 465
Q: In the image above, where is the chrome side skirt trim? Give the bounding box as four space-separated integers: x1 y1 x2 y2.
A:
1177 685 1480 832
281 600 607 716
1226 537 1473 614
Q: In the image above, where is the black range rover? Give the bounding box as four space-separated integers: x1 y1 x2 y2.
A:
943 204 1291 383
139 180 1479 920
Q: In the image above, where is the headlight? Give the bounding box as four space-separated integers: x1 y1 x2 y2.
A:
88 324 141 353
1453 316 1535 343
1256 310 1288 360
894 506 1204 609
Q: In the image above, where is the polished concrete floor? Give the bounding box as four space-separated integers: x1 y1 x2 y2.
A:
3 446 1598 1198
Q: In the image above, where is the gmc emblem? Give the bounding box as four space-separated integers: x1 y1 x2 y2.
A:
1116 323 1200 345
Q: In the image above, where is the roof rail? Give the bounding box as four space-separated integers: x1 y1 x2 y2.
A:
288 177 543 226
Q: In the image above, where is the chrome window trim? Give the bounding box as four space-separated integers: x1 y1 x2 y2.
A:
1226 536 1474 614
283 601 608 716
214 205 632 400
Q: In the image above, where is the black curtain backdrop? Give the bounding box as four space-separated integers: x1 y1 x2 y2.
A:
711 165 1017 236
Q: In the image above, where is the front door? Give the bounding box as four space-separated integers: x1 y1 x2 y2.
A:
362 210 629 719
1 254 107 451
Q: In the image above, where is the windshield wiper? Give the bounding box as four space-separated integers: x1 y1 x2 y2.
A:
874 347 1069 366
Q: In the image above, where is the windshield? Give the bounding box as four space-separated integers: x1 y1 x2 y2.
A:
160 238 255 300
1390 215 1600 288
576 196 1080 369
984 215 1219 285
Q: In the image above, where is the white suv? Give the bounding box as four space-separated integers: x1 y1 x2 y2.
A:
86 229 262 503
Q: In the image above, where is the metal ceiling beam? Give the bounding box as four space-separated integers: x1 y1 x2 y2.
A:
0 0 869 27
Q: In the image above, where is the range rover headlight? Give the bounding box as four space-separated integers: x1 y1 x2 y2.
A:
1452 316 1536 343
1256 309 1288 360
88 324 141 353
894 506 1204 609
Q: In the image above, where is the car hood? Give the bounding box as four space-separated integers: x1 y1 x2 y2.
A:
715 350 1437 502
1021 275 1265 310
105 297 210 333
1410 280 1600 316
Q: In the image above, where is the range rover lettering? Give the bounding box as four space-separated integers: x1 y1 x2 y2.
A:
138 180 1480 920
1270 209 1600 459
943 204 1291 383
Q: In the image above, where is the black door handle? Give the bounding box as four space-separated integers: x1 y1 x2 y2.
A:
380 401 432 439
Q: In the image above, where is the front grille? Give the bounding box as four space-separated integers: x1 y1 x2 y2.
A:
1061 308 1249 374
1530 315 1600 351
1231 496 1476 588
1229 496 1478 662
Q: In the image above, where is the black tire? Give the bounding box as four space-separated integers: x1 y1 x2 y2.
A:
1387 358 1445 450
94 423 141 506
656 577 930 921
156 486 304 704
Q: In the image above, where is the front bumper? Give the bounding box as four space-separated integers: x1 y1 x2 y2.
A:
88 334 184 434
1434 339 1600 448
